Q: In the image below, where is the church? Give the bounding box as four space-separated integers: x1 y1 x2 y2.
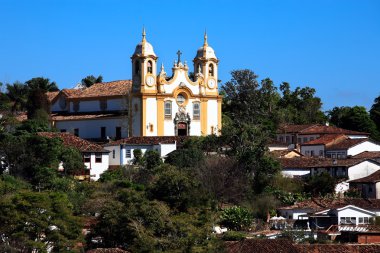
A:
48 29 222 139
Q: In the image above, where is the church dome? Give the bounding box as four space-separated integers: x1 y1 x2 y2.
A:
134 41 156 56
195 46 216 59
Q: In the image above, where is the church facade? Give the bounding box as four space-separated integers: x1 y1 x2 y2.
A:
49 30 222 139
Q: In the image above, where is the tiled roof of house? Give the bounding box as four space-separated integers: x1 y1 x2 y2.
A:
294 244 380 253
38 132 109 153
349 170 380 183
51 112 125 121
279 157 375 169
225 239 298 253
278 198 380 212
69 80 132 99
353 151 380 159
277 124 369 136
326 138 369 151
86 249 130 253
46 91 60 102
270 149 303 158
104 136 189 146
301 134 346 146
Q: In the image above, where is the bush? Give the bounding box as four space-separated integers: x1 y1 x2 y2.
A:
220 206 253 231
221 231 246 241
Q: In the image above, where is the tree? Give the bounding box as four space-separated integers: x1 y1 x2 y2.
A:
370 94 380 132
25 77 59 92
143 150 162 171
305 172 336 197
6 81 28 112
329 106 380 140
81 75 103 88
220 206 253 231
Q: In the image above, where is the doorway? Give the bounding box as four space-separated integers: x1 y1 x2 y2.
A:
177 122 188 136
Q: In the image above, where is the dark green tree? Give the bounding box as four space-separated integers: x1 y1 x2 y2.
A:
81 75 103 87
25 77 59 92
305 172 336 197
6 81 29 112
370 94 380 132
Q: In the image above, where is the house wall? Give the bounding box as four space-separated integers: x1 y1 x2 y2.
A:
348 161 380 180
332 207 375 225
104 145 121 166
278 209 313 220
55 118 128 139
131 97 141 136
68 98 127 113
301 145 324 157
326 150 347 159
348 141 380 156
145 97 158 136
281 168 310 178
207 99 218 135
84 153 109 181
297 134 320 144
277 134 294 144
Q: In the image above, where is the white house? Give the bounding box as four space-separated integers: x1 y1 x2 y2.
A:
103 136 185 167
349 170 380 199
37 132 110 181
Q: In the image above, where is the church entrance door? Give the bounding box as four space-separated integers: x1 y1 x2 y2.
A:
177 122 188 136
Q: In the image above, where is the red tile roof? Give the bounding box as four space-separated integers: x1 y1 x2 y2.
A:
270 149 303 158
350 170 380 183
326 138 369 150
302 134 346 146
69 80 131 99
277 124 317 134
38 132 109 153
353 151 380 159
279 157 376 169
105 136 188 146
86 249 130 253
225 239 298 253
51 112 125 121
278 198 380 212
294 244 380 253
277 124 369 136
46 91 60 102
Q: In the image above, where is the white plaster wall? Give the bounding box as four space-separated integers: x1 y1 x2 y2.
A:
90 153 109 181
278 209 312 220
55 118 128 139
348 135 369 139
131 97 141 136
190 121 201 136
145 97 157 136
297 134 320 144
336 207 374 225
104 145 121 166
207 99 218 135
301 145 325 157
51 98 66 112
122 145 151 165
162 69 199 95
281 169 310 178
348 161 380 180
348 141 380 156
158 143 177 158
164 120 175 136
108 98 128 111
268 146 288 152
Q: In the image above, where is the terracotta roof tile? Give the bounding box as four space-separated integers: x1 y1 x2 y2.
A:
299 125 369 136
51 112 125 121
69 80 131 98
279 157 376 169
86 249 130 253
326 138 369 150
46 91 60 102
37 132 109 153
225 239 298 253
277 124 317 134
350 170 380 183
353 151 380 159
278 198 380 212
105 136 188 146
295 244 380 253
270 149 303 158
302 134 346 146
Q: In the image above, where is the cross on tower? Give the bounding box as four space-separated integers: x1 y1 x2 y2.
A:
176 50 182 64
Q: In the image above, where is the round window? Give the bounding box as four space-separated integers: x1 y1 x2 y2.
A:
177 93 186 105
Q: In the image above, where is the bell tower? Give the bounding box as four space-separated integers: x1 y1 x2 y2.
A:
131 28 158 94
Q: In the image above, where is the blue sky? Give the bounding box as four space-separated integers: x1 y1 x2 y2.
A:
1 0 379 111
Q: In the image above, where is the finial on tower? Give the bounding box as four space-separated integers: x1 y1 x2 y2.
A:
203 30 208 47
160 63 165 73
142 26 146 42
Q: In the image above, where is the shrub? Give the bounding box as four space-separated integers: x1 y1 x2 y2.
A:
221 231 246 241
220 206 253 231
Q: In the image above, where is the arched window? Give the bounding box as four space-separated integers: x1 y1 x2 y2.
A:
164 101 172 118
209 64 214 76
147 60 153 74
197 64 202 73
193 102 200 119
135 61 140 75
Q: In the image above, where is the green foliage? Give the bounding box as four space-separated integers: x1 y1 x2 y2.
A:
220 206 253 231
81 75 103 87
133 148 143 165
144 150 162 171
165 146 204 168
370 94 380 133
328 106 380 140
344 187 362 198
305 172 336 197
25 77 59 92
61 146 85 175
6 81 29 112
99 166 124 182
221 231 246 241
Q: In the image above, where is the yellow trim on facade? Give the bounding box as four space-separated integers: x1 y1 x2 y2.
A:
157 98 164 136
201 98 208 136
141 98 147 136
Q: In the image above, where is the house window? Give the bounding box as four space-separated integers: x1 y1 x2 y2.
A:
74 128 79 137
193 102 200 119
73 101 80 112
59 97 67 110
135 61 140 75
303 137 308 143
95 154 102 163
112 150 115 159
83 154 90 163
319 150 324 157
369 186 373 193
60 129 66 133
116 127 121 140
279 136 284 143
165 101 172 118
209 64 214 76
359 217 370 224
340 217 356 225
126 149 131 158
100 100 107 111
101 127 106 139
147 60 153 74
310 151 314 157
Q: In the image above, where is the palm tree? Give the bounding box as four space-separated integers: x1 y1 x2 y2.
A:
81 75 103 88
6 82 28 112
25 77 59 92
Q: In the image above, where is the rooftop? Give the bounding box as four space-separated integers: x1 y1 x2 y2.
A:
278 124 369 136
350 170 380 183
353 151 380 159
301 134 346 146
279 157 376 169
225 239 298 253
326 138 369 150
38 132 109 153
105 136 189 146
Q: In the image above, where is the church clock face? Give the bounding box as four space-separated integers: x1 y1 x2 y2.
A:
146 75 155 87
207 78 216 89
